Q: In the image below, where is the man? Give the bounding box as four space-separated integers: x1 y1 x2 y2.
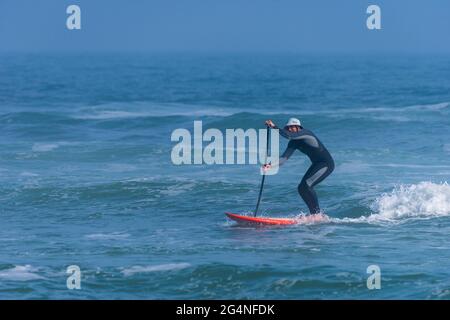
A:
263 117 334 215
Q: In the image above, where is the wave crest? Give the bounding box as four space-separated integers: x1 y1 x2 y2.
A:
337 182 450 224
121 263 191 276
372 182 450 220
0 265 44 281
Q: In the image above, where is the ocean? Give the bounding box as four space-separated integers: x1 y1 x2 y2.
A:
1 53 450 299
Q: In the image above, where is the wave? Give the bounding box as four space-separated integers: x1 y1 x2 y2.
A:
73 102 235 119
74 109 235 120
76 101 449 119
228 101 449 117
2 101 448 128
0 265 44 281
75 111 152 120
322 102 449 115
0 111 80 124
335 182 450 224
84 232 130 240
32 143 60 152
121 263 191 276
335 161 450 174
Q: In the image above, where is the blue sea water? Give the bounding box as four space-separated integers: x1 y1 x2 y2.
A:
1 53 450 299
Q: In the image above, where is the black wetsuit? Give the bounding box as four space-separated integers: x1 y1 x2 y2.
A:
275 126 334 214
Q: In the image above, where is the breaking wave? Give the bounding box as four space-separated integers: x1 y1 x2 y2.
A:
121 263 191 276
336 182 450 224
0 265 44 281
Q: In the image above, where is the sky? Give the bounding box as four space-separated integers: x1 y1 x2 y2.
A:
0 0 449 53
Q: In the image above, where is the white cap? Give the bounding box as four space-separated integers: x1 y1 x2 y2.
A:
285 117 301 127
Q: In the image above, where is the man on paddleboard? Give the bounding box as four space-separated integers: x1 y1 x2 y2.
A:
263 118 334 215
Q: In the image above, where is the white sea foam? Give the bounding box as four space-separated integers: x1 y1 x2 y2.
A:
75 109 234 120
160 182 197 196
19 171 39 177
76 111 153 120
373 182 450 219
103 164 137 173
376 163 450 169
85 232 130 240
326 102 449 115
265 102 449 116
336 182 450 224
32 143 59 152
336 161 371 173
405 102 449 111
71 101 449 120
335 162 450 174
121 263 191 276
74 102 234 119
31 141 76 153
0 265 44 281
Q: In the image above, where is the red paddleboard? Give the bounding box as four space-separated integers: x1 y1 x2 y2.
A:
225 212 298 225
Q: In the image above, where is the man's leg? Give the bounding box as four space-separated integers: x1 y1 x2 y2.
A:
298 161 334 214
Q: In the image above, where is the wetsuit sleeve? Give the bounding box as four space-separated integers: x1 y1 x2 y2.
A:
274 126 292 139
278 140 296 166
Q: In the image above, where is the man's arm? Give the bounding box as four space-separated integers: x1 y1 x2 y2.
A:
262 140 296 173
278 141 296 166
265 120 292 138
273 125 300 140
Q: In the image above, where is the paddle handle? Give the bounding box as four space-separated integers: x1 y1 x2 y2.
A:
254 127 270 217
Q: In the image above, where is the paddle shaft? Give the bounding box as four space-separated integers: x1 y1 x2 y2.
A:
254 127 270 217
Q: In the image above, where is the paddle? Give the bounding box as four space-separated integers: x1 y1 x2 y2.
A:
254 126 270 217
